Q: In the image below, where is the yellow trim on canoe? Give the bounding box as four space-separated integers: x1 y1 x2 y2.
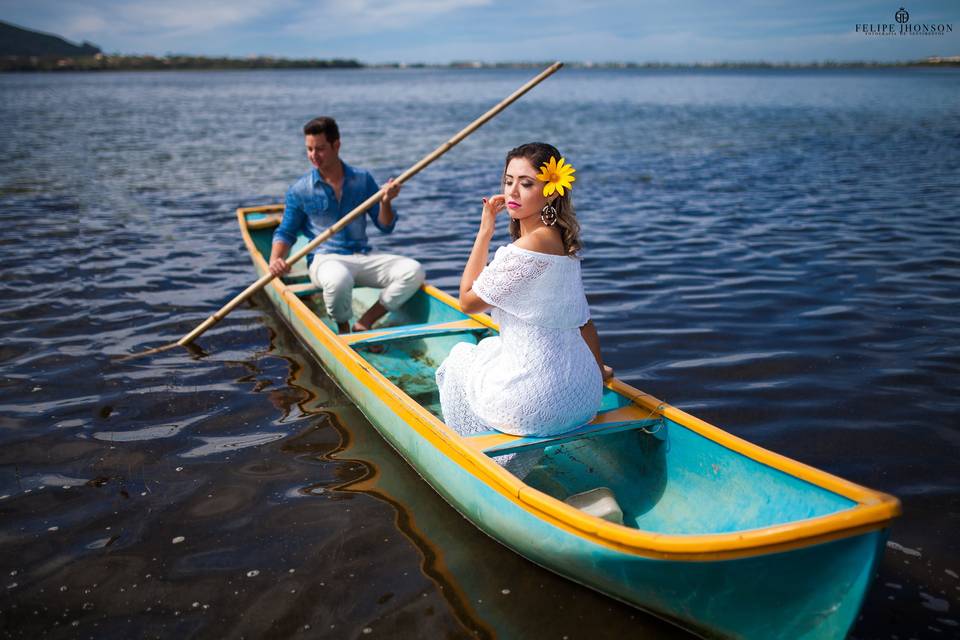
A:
236 205 902 561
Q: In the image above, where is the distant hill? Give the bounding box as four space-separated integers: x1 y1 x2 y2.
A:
0 20 101 57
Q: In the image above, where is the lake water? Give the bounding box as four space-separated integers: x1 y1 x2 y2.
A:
0 67 958 638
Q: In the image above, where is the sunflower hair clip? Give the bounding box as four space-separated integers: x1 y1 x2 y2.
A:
535 156 576 197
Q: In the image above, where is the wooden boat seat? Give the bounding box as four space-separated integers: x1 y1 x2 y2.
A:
286 281 320 296
463 404 665 456
246 212 284 230
341 319 489 347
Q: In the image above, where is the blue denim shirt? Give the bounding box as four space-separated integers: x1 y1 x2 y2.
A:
273 161 397 256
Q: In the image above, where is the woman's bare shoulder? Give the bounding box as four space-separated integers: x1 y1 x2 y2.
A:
514 227 565 256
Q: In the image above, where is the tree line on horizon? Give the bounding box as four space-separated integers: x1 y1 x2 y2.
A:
0 19 362 71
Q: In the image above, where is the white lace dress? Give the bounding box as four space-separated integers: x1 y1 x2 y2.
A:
435 244 602 442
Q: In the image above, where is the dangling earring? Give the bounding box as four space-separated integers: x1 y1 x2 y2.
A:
540 203 558 226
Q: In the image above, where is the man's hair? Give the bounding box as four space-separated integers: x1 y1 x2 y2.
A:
303 117 340 143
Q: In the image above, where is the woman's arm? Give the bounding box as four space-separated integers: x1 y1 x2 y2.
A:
580 319 615 381
459 195 505 314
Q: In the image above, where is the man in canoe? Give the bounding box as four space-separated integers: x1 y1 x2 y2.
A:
268 116 425 333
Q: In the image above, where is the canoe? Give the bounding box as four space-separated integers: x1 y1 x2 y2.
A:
237 204 901 640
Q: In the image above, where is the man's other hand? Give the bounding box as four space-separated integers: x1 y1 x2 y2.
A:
381 178 401 203
269 257 291 277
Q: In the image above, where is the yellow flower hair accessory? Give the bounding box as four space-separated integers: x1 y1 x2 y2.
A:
535 156 576 197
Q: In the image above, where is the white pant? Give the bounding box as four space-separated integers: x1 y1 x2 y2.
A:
308 252 425 324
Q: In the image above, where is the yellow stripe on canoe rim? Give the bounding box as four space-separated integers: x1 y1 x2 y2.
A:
237 205 902 561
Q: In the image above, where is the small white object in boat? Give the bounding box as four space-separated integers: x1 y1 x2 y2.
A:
564 487 624 525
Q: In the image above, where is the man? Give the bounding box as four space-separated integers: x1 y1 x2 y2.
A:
269 117 425 334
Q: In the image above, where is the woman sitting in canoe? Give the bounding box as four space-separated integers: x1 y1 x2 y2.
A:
436 142 612 474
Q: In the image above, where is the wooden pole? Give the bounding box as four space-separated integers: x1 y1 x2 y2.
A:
125 62 564 359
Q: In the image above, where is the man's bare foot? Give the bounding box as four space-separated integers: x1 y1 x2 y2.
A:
337 321 351 334
355 301 388 334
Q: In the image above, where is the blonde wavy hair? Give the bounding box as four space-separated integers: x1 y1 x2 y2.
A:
504 142 583 256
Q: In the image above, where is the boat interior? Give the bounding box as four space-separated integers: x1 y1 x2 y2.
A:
248 214 858 535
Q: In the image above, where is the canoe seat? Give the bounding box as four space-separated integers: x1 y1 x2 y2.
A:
463 405 665 456
246 212 284 230
286 281 321 297
564 487 624 525
342 319 489 347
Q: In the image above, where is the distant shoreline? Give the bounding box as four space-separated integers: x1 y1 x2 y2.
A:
2 54 958 73
0 55 363 72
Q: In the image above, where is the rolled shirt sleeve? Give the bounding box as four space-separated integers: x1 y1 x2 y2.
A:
273 188 306 246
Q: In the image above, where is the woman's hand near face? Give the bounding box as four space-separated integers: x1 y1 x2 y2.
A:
457 195 502 315
480 195 506 237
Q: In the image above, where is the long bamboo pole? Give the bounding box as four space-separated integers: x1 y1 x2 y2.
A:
125 62 563 359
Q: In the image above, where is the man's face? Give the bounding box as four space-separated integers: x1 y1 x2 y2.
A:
305 134 340 172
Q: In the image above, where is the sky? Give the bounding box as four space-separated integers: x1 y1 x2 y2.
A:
2 0 958 64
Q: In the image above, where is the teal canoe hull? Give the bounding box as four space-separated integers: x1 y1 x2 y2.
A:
238 207 899 639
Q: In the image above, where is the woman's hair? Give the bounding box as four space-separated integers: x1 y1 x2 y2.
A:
503 142 582 256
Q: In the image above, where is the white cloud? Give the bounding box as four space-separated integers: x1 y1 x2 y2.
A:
4 0 295 43
117 0 279 33
347 0 490 19
283 0 492 38
63 14 110 39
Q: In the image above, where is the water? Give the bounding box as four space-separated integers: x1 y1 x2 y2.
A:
1 67 958 638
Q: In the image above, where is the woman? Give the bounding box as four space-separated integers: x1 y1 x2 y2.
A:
435 142 613 474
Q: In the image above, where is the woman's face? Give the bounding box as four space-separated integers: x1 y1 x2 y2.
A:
503 156 550 220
